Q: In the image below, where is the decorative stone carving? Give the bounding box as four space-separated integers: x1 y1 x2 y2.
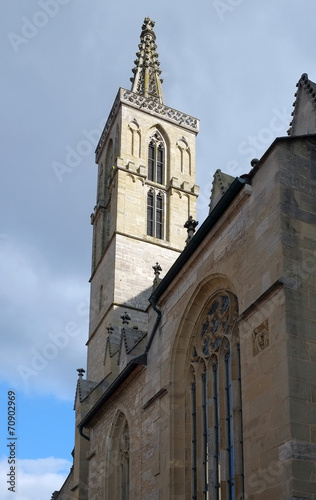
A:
120 312 131 325
77 368 85 379
96 88 199 163
184 216 198 246
152 262 162 290
192 292 238 361
252 319 269 355
122 90 198 130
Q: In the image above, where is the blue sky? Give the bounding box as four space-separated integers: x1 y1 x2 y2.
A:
1 0 316 498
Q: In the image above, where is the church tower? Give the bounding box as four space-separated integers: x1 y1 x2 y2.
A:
87 18 199 382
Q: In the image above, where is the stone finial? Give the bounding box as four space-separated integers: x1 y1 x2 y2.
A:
121 312 131 325
106 324 114 335
184 216 198 246
152 262 162 291
77 368 85 379
130 18 164 103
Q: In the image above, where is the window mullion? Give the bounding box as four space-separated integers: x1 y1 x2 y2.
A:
225 351 234 500
202 370 209 500
213 360 220 500
191 379 197 500
237 344 245 496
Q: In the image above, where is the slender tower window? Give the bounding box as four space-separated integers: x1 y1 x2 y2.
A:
147 134 165 184
147 190 164 240
157 144 164 184
148 141 155 181
147 191 154 236
156 193 163 239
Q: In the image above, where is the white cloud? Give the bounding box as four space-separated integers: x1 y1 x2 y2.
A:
0 237 88 400
0 456 72 500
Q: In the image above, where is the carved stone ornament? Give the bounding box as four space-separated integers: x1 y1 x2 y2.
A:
252 319 269 356
192 292 238 361
122 90 198 130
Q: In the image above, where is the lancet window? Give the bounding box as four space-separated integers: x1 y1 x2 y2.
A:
147 189 163 239
106 412 130 500
148 131 165 184
120 422 130 500
187 292 244 500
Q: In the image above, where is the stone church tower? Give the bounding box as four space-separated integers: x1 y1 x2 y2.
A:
52 20 316 500
87 17 199 382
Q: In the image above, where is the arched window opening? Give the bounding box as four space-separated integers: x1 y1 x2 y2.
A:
147 190 164 240
148 132 165 184
120 422 130 500
106 413 130 500
187 292 243 500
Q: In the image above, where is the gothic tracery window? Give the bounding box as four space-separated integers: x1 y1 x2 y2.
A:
148 132 165 184
187 292 244 500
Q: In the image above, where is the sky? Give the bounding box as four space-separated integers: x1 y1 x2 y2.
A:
1 0 316 498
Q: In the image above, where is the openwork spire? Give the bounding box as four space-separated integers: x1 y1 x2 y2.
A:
130 17 164 104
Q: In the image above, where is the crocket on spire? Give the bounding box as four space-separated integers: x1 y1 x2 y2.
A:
130 17 164 104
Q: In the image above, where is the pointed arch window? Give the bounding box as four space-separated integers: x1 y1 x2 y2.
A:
148 132 165 184
120 422 130 500
147 189 163 239
106 413 130 500
187 292 244 500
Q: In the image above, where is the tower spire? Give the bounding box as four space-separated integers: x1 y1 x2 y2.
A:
130 17 164 104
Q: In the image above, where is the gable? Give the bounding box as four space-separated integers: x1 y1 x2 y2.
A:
209 169 235 212
289 73 316 136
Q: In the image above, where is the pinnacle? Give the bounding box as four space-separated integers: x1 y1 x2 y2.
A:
130 17 164 104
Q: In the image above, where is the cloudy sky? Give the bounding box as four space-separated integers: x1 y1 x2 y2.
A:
1 0 316 498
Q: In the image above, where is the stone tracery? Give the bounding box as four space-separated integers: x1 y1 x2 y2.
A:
192 292 238 361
